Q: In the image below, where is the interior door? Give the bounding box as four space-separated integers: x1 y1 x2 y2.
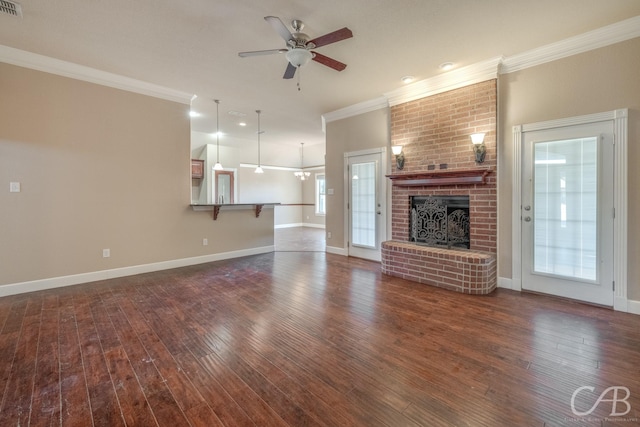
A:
347 152 384 261
521 121 614 306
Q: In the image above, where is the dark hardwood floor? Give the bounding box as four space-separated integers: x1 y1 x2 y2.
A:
0 252 638 426
275 227 326 252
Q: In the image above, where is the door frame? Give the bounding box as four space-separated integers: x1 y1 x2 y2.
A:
343 147 388 261
512 109 628 311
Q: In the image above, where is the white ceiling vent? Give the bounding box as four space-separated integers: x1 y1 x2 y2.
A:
0 0 22 18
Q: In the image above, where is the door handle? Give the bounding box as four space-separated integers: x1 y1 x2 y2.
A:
524 205 531 211
377 211 381 215
524 216 532 222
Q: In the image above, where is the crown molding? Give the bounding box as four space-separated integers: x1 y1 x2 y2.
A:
501 15 640 74
384 56 502 107
0 45 193 104
322 96 388 128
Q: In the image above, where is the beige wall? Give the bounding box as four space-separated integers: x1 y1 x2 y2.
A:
498 37 640 300
0 63 275 287
325 108 390 248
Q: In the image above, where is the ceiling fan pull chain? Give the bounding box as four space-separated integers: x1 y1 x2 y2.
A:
297 67 302 91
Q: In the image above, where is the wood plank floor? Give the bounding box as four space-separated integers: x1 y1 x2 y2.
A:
0 252 638 426
275 227 326 252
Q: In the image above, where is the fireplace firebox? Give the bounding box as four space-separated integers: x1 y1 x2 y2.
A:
410 195 470 249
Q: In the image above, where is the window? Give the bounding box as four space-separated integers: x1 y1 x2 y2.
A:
315 174 326 215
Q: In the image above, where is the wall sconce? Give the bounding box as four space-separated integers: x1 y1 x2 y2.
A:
391 145 405 170
470 133 486 163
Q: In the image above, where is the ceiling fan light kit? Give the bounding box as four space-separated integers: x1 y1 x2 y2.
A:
286 48 313 68
238 16 353 83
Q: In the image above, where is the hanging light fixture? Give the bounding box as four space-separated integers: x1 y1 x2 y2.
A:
255 110 264 174
294 142 311 181
213 99 223 171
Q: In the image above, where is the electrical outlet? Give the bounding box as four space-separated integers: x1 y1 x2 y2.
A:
102 249 110 258
202 238 208 246
9 182 20 193
327 231 332 239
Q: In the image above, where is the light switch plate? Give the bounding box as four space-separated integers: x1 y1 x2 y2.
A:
9 182 20 193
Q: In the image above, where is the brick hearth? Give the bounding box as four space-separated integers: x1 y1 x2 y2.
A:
382 241 496 295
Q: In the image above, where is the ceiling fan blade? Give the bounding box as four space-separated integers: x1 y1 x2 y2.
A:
265 16 293 41
238 49 287 58
308 27 353 48
283 62 297 79
312 52 347 71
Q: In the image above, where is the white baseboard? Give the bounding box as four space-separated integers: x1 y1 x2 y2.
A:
275 223 303 229
275 223 326 229
627 299 640 315
499 277 637 316
302 223 325 229
497 277 513 289
0 246 274 298
326 245 348 256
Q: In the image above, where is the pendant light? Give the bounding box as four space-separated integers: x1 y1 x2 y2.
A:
255 110 264 174
213 99 223 171
294 142 311 181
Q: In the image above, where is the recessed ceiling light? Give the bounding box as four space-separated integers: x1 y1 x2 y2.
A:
439 62 454 71
189 111 201 118
238 122 247 127
401 76 415 84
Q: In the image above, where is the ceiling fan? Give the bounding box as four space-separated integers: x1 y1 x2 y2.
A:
238 16 353 79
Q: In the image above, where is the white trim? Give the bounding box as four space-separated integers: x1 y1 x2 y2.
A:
275 223 325 229
511 125 523 292
321 17 640 124
322 96 388 127
628 299 640 315
512 109 628 311
326 245 349 256
275 223 304 229
239 163 322 172
501 15 640 74
498 277 514 290
384 57 502 107
613 109 629 312
0 45 193 104
0 246 274 298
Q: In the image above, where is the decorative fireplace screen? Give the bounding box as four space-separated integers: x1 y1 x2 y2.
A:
410 195 470 249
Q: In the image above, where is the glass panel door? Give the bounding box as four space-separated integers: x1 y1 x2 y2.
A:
351 161 376 248
522 121 614 306
533 137 598 281
347 151 384 261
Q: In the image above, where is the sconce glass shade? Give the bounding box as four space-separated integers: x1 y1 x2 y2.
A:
471 133 486 163
470 133 485 145
213 162 223 170
391 145 405 170
254 166 264 174
286 48 312 68
391 145 403 155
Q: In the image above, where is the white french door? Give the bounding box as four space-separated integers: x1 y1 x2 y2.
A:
521 121 614 306
346 150 385 261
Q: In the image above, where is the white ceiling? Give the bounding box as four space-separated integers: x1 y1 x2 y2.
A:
1 0 639 152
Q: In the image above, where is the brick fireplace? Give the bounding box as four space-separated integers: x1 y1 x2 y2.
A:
381 80 497 295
